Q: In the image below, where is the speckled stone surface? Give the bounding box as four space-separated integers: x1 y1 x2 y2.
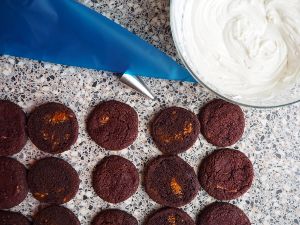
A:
0 0 300 225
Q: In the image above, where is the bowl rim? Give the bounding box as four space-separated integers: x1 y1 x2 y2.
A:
169 0 300 108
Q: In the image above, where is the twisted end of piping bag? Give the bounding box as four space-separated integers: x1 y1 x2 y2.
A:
0 0 197 97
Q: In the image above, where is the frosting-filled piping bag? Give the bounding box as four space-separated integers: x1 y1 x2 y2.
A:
0 0 196 98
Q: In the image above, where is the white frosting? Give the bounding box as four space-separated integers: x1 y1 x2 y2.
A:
183 0 300 98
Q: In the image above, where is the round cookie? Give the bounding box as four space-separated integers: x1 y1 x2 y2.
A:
199 148 253 200
0 100 27 156
93 155 139 203
28 157 79 204
27 102 78 154
151 107 200 154
198 202 251 225
0 210 30 225
92 209 138 225
34 205 80 225
199 99 245 147
87 100 138 150
0 156 28 209
146 207 195 225
144 155 199 207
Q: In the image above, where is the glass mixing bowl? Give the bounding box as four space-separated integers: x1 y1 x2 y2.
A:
170 0 300 108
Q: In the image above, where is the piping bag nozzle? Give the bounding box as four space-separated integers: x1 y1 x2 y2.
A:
119 74 154 100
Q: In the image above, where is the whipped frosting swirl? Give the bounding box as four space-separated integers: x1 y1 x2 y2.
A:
183 0 300 97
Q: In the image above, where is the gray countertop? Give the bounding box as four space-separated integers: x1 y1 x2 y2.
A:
0 0 299 224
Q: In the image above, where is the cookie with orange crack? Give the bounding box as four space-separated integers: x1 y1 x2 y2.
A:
0 100 27 156
87 100 138 151
0 156 28 209
92 155 139 203
198 148 253 200
199 99 245 147
146 207 195 225
0 210 30 225
144 155 199 207
198 202 251 225
27 102 78 154
28 157 79 204
92 209 138 225
34 205 80 225
151 107 200 154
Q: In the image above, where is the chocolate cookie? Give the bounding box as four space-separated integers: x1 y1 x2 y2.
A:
27 102 78 154
92 209 137 225
93 155 139 203
151 107 200 154
34 205 80 225
198 202 251 225
199 99 245 147
0 100 27 156
28 157 79 204
0 210 30 225
0 156 28 209
144 155 199 207
87 100 138 150
199 148 253 200
146 207 195 225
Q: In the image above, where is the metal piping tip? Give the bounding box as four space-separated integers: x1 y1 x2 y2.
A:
119 74 154 100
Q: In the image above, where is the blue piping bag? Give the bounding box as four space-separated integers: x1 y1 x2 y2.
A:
0 0 196 84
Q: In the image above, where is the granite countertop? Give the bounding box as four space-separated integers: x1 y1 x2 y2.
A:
0 0 299 224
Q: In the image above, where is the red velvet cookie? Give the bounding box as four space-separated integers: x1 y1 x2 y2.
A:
27 102 78 154
34 205 80 225
87 100 138 150
198 202 250 225
144 155 199 207
0 156 28 209
151 107 200 154
0 210 30 225
199 148 253 200
146 207 195 225
28 157 79 204
92 209 137 225
93 155 139 203
199 99 245 147
0 100 27 156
